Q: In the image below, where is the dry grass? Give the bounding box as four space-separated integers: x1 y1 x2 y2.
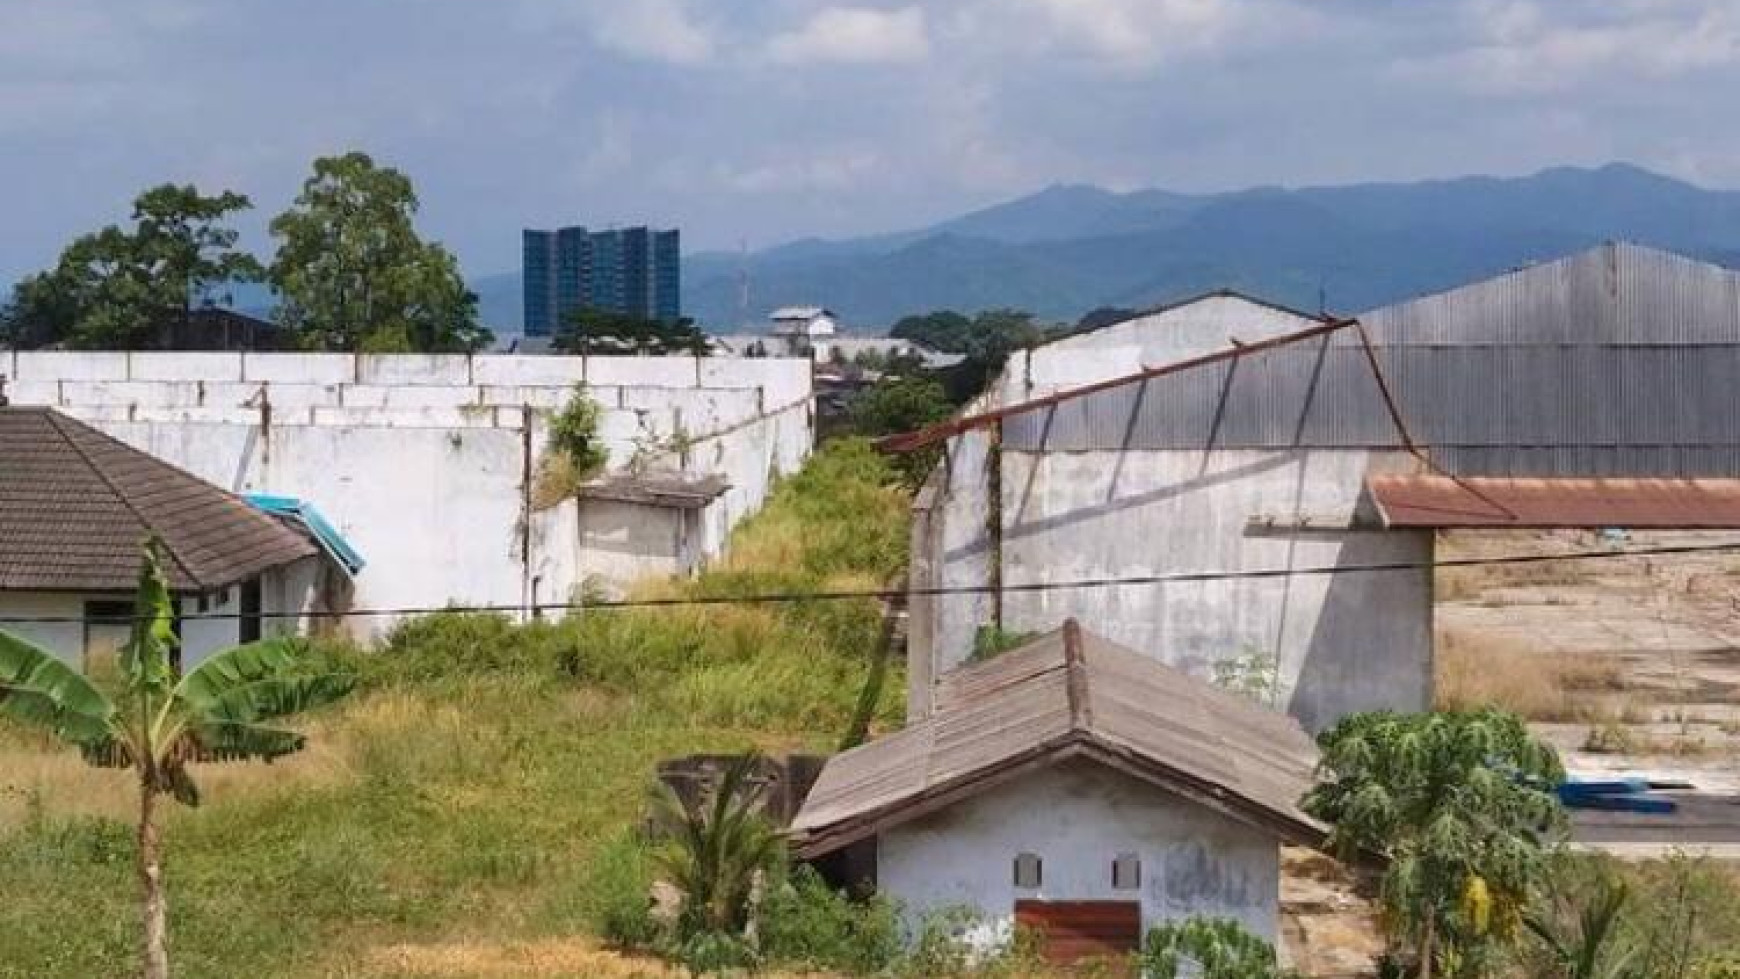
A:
1436 628 1628 721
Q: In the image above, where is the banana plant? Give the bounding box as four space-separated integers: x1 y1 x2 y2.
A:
0 539 353 979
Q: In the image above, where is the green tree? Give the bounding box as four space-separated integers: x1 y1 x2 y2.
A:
1141 916 1298 979
0 541 352 979
888 310 972 352
649 753 784 938
1303 709 1566 979
555 306 711 356
269 152 489 352
5 184 260 350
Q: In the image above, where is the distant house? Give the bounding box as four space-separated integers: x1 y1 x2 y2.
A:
769 306 838 358
161 307 297 351
0 407 342 669
791 620 1323 965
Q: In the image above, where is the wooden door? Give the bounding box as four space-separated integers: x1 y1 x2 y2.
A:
1013 900 1141 965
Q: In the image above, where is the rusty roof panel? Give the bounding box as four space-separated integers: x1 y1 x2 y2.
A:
0 407 318 592
1368 476 1740 528
791 621 1323 857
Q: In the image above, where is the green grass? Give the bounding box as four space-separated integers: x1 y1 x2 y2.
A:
0 439 911 979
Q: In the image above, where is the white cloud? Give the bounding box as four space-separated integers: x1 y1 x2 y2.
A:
764 6 929 66
1407 0 1740 94
711 148 884 193
946 0 1298 71
520 0 716 65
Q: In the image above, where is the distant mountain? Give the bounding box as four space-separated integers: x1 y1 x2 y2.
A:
472 163 1740 332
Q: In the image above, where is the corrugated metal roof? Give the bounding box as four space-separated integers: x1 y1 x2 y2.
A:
1001 340 1740 477
0 407 318 593
1368 476 1740 528
790 620 1324 858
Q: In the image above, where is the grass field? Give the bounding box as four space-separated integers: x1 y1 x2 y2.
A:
0 439 911 979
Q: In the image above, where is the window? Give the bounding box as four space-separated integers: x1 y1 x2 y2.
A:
1112 853 1141 890
83 601 133 672
239 578 263 644
1013 852 1043 889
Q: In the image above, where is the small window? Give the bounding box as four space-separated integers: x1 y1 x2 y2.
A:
1113 853 1141 890
1013 852 1042 889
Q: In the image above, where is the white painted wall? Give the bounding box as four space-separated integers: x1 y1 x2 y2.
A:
6 353 814 636
576 501 695 592
908 296 1434 731
0 557 320 669
878 759 1281 951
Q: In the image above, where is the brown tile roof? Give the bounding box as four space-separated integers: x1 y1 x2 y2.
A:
790 620 1325 858
0 407 318 593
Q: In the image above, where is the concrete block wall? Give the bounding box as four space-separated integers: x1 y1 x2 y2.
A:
5 351 815 636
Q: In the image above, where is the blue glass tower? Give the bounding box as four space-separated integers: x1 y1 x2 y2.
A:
521 225 681 336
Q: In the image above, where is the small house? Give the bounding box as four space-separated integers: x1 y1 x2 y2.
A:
790 620 1324 964
768 306 838 359
0 406 343 668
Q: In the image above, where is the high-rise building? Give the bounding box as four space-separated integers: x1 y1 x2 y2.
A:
521 225 681 337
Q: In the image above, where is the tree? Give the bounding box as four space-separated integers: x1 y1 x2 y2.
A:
1303 709 1566 979
555 306 710 357
269 152 489 352
888 310 972 352
4 184 261 350
1074 305 1137 334
649 753 784 938
1141 916 1299 979
0 540 352 979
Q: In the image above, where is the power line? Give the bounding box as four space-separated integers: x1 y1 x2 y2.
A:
5 539 1739 626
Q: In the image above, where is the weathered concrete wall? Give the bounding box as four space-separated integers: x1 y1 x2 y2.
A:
877 759 1281 950
992 448 1434 731
576 501 695 588
6 353 814 635
908 296 1433 731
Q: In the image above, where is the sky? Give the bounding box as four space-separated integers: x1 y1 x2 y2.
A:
3 0 1740 284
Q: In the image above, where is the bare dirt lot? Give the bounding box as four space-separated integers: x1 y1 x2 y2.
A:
1436 529 1740 840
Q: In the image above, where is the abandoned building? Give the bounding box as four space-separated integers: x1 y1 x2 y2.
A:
903 243 1740 731
791 620 1323 962
0 406 345 667
0 351 812 632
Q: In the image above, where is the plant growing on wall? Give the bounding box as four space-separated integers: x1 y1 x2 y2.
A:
533 384 610 507
0 539 352 979
1211 645 1282 707
1303 709 1566 979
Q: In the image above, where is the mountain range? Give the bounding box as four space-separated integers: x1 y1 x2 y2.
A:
458 164 1740 333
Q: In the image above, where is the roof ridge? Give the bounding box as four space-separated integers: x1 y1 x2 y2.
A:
43 410 209 590
1062 618 1091 729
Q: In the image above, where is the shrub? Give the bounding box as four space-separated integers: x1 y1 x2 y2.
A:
585 831 662 949
757 864 902 974
360 612 578 687
1141 916 1296 979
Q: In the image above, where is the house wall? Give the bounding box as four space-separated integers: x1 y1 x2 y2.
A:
0 557 321 669
877 759 1281 951
3 352 813 635
575 500 693 591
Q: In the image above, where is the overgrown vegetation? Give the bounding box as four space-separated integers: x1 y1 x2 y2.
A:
532 384 611 507
0 439 909 979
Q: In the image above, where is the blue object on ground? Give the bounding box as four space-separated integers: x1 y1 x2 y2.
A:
1557 777 1679 814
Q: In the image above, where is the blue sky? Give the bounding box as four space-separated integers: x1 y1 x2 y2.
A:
3 0 1739 283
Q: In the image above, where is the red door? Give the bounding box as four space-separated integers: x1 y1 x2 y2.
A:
1013 900 1142 966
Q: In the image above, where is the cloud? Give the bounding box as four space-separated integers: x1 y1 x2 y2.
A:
764 6 928 65
1407 0 1740 94
945 0 1299 71
520 0 716 65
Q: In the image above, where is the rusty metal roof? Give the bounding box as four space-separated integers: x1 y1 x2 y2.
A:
576 472 730 510
0 407 318 593
790 620 1325 858
1368 475 1740 529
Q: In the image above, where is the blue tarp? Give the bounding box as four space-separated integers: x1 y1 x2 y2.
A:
245 494 366 576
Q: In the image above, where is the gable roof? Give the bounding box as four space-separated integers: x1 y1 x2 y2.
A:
0 407 318 593
790 620 1325 858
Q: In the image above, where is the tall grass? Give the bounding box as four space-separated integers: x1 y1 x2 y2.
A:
0 439 911 979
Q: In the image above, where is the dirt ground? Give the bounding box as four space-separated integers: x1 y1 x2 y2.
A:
1437 529 1740 799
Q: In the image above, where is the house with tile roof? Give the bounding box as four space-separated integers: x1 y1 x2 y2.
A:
0 406 342 669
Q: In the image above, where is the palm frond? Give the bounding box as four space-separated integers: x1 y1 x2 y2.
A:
181 718 307 763
0 629 118 746
175 638 354 724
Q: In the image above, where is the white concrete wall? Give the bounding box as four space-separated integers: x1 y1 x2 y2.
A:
909 296 1432 731
577 501 693 591
6 353 814 635
878 759 1281 951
